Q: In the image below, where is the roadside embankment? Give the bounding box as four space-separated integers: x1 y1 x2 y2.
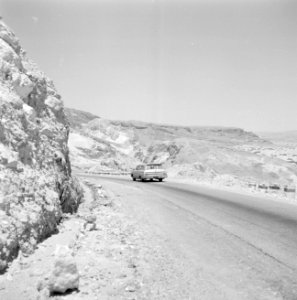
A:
0 19 82 273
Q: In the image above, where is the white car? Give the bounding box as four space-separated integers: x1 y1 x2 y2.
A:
131 164 167 182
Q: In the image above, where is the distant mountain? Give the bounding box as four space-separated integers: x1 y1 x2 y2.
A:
66 108 297 187
258 131 297 145
65 107 100 128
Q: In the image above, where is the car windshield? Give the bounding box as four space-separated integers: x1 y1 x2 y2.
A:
146 164 161 170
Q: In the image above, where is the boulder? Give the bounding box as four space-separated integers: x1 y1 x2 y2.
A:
12 73 34 99
22 103 36 121
45 96 63 112
48 245 79 294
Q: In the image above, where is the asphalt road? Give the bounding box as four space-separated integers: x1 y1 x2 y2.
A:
79 174 297 299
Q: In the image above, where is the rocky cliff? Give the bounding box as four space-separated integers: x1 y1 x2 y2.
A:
0 20 83 272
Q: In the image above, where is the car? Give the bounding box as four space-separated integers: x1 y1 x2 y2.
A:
131 163 167 182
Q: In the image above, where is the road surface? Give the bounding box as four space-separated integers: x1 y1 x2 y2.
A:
80 174 297 300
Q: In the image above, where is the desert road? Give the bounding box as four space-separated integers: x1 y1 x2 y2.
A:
79 174 297 299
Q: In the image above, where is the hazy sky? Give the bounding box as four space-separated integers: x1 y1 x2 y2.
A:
1 0 296 131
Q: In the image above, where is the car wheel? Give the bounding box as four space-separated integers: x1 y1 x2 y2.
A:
132 177 136 181
159 178 163 182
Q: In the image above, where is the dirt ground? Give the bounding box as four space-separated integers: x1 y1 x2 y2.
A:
0 177 199 300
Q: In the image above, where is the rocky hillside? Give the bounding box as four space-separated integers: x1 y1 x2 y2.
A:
66 108 297 188
0 20 83 272
64 107 99 129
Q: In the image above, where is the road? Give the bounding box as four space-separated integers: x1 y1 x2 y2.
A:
80 174 297 300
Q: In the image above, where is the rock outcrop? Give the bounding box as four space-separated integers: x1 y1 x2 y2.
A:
0 19 83 272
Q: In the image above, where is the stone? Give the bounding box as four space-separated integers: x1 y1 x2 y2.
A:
23 103 36 121
85 223 96 231
6 273 13 281
84 214 96 224
53 151 66 166
83 214 97 231
6 160 18 171
44 96 63 112
12 73 34 99
48 245 79 294
125 283 138 292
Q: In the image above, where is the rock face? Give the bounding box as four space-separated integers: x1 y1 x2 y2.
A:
0 20 83 272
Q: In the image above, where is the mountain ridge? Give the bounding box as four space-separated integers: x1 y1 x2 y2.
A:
65 107 263 135
66 107 297 189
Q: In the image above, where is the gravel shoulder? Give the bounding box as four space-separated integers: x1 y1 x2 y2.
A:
0 176 204 299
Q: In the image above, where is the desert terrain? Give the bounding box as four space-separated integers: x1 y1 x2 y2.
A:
66 107 297 202
1 17 297 300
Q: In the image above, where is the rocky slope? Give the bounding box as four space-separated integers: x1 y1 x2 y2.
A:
66 108 297 189
0 20 83 272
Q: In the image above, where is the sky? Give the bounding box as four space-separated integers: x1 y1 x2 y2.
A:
1 0 296 132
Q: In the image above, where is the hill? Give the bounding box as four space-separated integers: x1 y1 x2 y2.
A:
64 107 100 128
66 108 297 189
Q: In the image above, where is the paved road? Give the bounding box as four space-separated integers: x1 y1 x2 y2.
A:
80 174 297 299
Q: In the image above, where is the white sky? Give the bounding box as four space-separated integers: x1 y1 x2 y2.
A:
1 0 297 131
